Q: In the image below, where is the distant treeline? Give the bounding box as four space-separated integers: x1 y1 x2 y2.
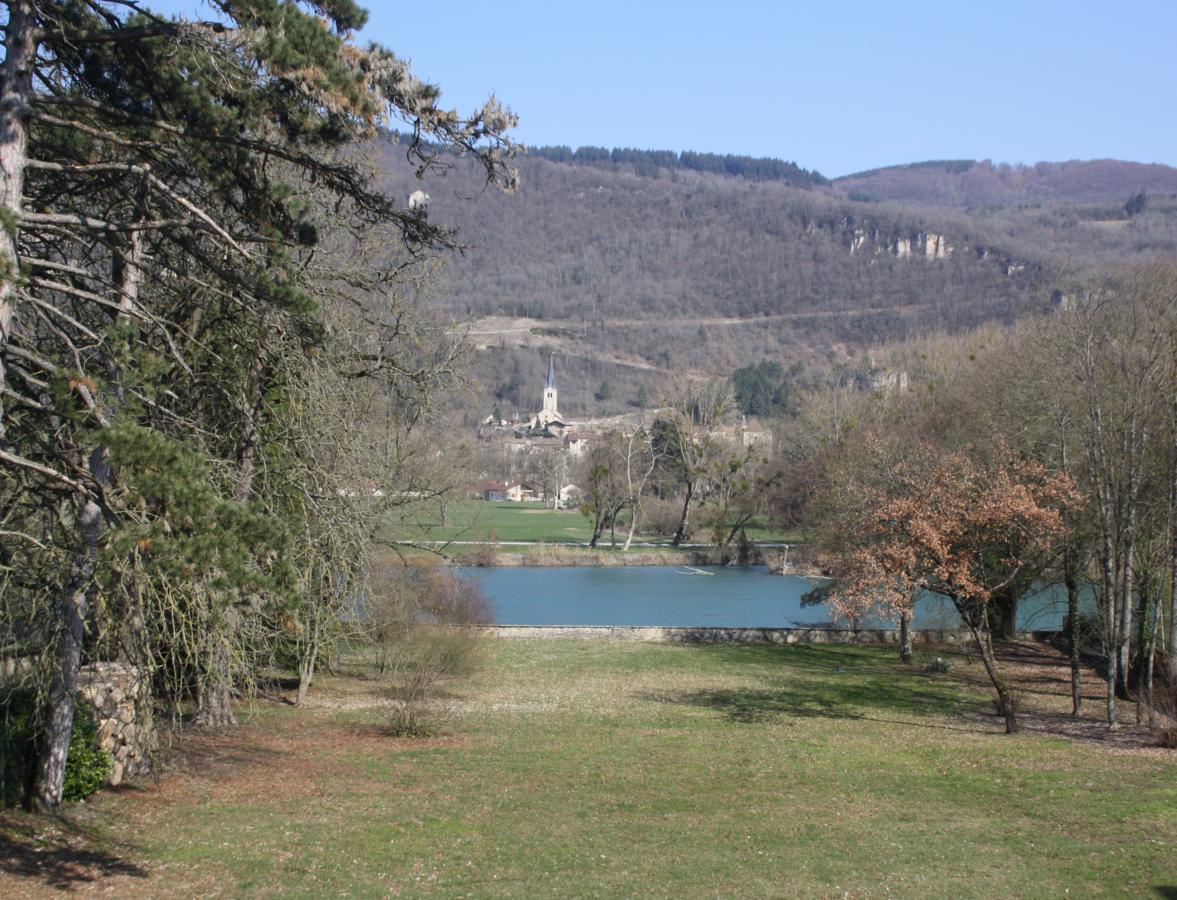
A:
836 159 977 182
527 144 829 187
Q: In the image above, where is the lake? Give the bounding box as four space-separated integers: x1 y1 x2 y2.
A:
460 565 1090 630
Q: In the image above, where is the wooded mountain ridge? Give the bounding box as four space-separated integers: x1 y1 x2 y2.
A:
372 139 1177 421
832 158 1177 208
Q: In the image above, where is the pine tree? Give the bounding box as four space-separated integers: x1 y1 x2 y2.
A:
0 0 516 810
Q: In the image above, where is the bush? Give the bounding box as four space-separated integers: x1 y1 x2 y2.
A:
365 565 491 735
62 702 112 802
642 497 692 540
1 691 112 808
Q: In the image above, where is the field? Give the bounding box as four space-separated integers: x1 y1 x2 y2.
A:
3 640 1174 897
389 500 795 555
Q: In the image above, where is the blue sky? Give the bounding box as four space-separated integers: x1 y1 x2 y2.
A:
148 1 1177 177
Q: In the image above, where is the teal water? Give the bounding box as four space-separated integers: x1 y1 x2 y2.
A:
460 565 1091 629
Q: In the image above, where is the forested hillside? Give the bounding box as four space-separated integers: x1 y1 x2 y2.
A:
373 140 1177 419
833 158 1177 208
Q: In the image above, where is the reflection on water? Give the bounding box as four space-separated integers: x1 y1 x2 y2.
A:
460 565 1094 630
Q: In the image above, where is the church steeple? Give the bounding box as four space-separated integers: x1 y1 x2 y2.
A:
541 353 559 420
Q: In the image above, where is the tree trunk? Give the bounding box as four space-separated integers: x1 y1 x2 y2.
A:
898 607 913 663
1143 593 1160 728
991 590 1019 641
671 481 695 547
1065 565 1082 715
33 495 101 811
195 641 237 728
0 0 35 443
956 600 1018 733
1117 538 1135 699
297 655 315 707
1100 544 1118 729
622 504 639 552
589 511 605 549
1169 519 1177 686
296 616 320 706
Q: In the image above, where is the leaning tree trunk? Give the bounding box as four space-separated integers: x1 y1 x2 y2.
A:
956 600 1018 734
622 503 639 552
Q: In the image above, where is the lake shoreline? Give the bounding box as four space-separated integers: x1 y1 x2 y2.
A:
477 546 732 568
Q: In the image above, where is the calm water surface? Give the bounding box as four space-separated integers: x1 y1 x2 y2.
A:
460 565 1090 629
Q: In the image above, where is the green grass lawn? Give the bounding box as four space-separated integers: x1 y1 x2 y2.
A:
392 500 596 544
389 500 798 547
6 641 1175 897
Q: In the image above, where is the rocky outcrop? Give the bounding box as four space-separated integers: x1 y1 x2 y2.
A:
835 218 1039 275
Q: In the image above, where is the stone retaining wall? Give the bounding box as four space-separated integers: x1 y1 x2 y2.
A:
482 625 975 644
77 662 157 786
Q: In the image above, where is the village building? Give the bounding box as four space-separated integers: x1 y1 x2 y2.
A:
530 353 566 431
473 354 598 505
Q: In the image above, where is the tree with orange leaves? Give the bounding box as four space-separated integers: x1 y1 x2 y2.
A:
820 437 1079 733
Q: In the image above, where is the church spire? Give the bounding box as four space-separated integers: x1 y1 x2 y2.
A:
545 352 557 390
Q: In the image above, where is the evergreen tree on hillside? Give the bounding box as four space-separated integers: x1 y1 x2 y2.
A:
732 360 796 418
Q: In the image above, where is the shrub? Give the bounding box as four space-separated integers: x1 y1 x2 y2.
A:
1 691 112 807
469 531 499 566
642 497 692 540
365 565 491 735
62 702 112 802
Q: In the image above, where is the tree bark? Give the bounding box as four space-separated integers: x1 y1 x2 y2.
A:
1169 483 1177 686
195 637 237 728
1100 542 1118 728
898 607 913 663
1117 537 1135 699
296 614 320 706
33 496 99 811
672 480 695 547
991 590 1019 641
622 504 639 552
1142 592 1160 728
1065 564 1082 715
956 600 1018 733
0 0 36 444
297 654 315 707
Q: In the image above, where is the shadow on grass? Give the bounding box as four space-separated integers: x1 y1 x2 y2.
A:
0 815 146 890
642 643 992 732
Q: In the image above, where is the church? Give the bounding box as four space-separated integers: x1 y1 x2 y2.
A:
529 353 567 433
